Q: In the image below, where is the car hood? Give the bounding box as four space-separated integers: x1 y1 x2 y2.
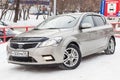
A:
17 29 72 38
17 29 61 37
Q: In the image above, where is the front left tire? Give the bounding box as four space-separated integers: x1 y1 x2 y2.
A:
59 44 81 70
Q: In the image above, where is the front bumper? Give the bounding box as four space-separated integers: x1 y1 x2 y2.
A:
7 45 65 65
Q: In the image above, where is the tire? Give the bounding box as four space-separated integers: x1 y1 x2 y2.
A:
105 37 115 54
59 44 81 70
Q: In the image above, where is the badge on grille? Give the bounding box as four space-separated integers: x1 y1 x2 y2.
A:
18 43 25 49
18 44 23 49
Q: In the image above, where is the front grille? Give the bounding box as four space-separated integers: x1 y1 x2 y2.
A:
10 37 49 42
9 56 37 62
10 43 38 49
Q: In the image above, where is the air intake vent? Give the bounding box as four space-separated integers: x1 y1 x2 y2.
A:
9 56 37 62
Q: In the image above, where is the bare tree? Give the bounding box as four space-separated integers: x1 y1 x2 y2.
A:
14 0 20 22
0 0 102 22
26 4 31 20
21 4 31 20
0 0 9 20
50 0 101 14
36 5 41 19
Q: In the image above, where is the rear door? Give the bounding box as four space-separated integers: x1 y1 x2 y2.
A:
92 15 108 49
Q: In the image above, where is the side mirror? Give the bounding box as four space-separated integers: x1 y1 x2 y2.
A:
81 23 92 29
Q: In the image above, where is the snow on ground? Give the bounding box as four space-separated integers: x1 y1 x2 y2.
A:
4 15 45 27
0 10 46 26
0 38 120 80
0 43 7 62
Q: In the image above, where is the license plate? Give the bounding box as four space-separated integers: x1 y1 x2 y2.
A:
11 51 28 57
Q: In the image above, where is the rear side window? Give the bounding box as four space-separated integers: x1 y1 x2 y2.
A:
93 15 105 26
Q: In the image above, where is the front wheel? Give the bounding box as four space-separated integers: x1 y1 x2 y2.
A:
59 44 81 70
105 37 115 54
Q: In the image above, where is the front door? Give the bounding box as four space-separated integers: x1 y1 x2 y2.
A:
78 15 100 56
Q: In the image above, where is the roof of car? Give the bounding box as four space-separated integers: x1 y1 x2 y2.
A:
63 12 103 16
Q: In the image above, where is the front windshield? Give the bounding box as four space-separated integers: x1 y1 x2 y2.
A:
36 14 81 29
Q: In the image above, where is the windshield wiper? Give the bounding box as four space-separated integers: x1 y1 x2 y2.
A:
47 28 59 29
40 28 59 29
34 28 59 30
66 15 76 19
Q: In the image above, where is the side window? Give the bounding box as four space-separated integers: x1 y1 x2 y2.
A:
81 16 94 27
93 16 105 26
102 16 107 24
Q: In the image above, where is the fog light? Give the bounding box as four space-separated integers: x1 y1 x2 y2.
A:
42 55 55 61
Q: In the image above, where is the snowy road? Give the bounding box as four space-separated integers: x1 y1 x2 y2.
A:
0 38 120 80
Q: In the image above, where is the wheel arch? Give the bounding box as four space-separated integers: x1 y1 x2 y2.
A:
66 41 82 57
67 41 80 49
62 36 82 55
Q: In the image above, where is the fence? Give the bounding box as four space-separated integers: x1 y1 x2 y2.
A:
111 22 120 38
0 26 34 44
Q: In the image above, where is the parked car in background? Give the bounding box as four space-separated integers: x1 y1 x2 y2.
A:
0 38 2 42
0 21 16 41
7 12 116 70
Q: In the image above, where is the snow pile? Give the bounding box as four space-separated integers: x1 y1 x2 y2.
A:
4 15 45 27
0 43 7 62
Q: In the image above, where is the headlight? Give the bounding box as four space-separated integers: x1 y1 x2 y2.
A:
38 37 63 47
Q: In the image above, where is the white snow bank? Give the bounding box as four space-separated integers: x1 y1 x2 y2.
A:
4 15 45 27
0 43 7 63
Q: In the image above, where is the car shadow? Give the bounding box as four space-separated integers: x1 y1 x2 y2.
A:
11 65 62 73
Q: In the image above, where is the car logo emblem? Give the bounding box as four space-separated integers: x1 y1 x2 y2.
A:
18 43 24 49
18 44 23 49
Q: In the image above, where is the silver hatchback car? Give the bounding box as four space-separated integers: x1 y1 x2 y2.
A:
7 13 116 69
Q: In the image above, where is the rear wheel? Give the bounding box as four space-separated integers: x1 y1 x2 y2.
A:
105 37 115 54
59 44 81 70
